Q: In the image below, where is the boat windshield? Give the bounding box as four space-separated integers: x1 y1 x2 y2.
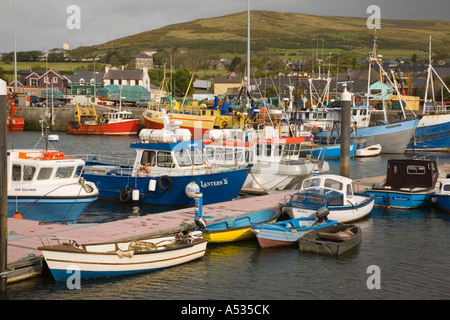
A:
174 149 204 167
290 193 325 205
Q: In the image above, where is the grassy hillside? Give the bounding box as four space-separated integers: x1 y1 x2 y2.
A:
85 10 449 59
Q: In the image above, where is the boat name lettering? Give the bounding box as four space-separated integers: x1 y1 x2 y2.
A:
386 124 401 129
16 188 37 191
393 196 409 201
200 178 228 188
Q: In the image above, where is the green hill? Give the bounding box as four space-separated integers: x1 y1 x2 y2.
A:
71 10 450 62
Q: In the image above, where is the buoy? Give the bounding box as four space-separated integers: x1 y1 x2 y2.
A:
148 178 157 191
13 211 23 219
132 187 140 201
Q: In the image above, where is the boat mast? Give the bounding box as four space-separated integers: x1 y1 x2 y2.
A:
423 35 450 113
246 0 251 110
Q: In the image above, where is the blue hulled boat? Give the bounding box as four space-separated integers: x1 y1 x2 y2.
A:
80 128 251 206
314 118 419 154
366 158 439 209
309 143 356 159
408 114 450 152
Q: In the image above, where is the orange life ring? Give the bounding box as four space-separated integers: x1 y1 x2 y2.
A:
138 166 150 176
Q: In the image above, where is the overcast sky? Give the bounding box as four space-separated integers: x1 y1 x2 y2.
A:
1 0 448 53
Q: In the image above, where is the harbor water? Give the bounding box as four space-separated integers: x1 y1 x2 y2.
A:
4 131 450 300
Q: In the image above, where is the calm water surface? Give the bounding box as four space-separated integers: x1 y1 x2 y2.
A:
5 131 450 300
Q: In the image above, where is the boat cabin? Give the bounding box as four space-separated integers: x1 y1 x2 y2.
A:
285 106 373 131
8 150 85 186
298 174 356 205
130 140 207 175
204 136 312 166
380 159 439 191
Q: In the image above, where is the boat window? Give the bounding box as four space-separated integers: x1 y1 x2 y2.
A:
205 147 214 161
256 144 262 156
214 148 223 161
302 178 321 189
23 166 36 181
37 167 53 180
407 165 425 175
245 150 253 163
324 178 343 190
266 145 272 157
12 164 21 181
157 151 175 168
74 165 84 177
291 194 306 203
235 149 243 162
55 166 74 179
275 145 283 157
175 150 191 167
309 195 325 204
225 148 234 161
190 149 203 165
328 196 343 205
141 151 156 166
352 110 358 116
347 184 353 198
443 184 450 192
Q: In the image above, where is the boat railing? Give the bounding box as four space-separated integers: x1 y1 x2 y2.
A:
69 154 135 166
38 235 81 248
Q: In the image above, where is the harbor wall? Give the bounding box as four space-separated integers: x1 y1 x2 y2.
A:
13 106 417 132
14 106 147 131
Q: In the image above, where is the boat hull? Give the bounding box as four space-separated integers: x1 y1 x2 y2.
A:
252 218 338 248
82 167 250 206
8 196 98 223
315 119 419 154
311 144 356 159
40 237 208 281
299 224 362 255
202 209 280 243
407 114 450 151
435 194 450 213
366 190 434 209
66 120 140 135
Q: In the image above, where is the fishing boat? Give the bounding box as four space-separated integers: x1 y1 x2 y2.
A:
409 114 450 152
66 102 140 135
78 111 251 206
314 118 419 154
355 144 382 157
435 178 450 213
251 208 337 248
199 208 281 243
282 174 375 223
299 224 362 256
366 158 439 209
203 128 329 190
38 231 208 281
8 123 99 223
407 37 450 152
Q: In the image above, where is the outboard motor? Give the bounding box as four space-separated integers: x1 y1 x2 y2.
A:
194 216 207 230
312 206 330 225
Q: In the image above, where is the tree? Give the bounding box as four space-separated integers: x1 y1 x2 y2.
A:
172 68 193 97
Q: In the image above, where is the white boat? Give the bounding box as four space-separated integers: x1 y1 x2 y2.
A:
282 174 375 223
203 127 329 191
435 178 450 213
39 231 208 281
8 124 99 223
355 144 382 157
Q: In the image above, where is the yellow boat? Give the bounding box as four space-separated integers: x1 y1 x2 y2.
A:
201 208 281 243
